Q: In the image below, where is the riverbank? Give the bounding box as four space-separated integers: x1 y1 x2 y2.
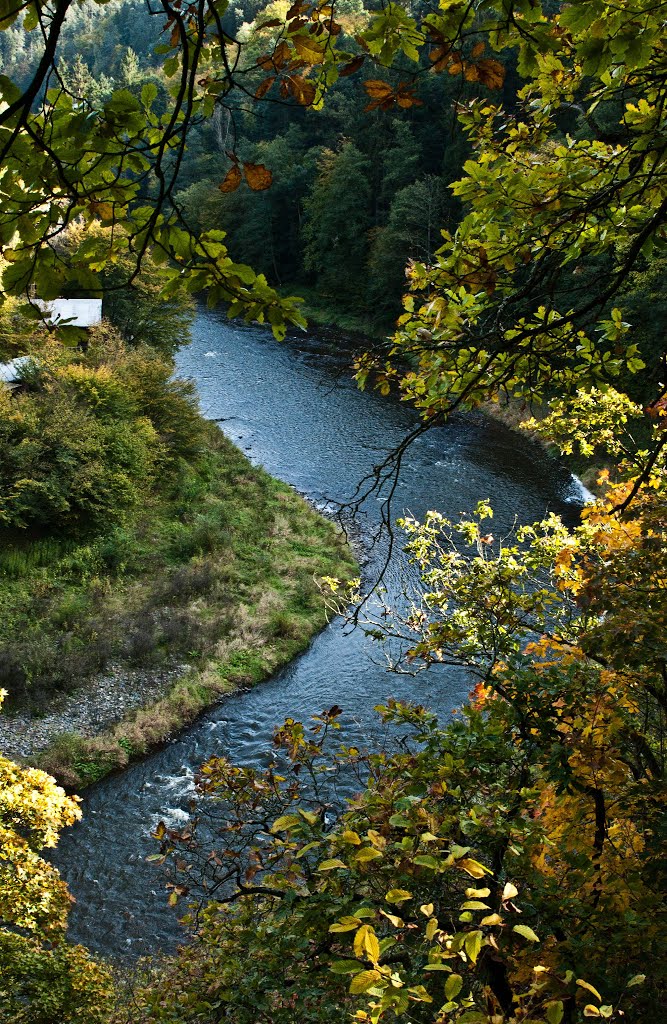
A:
0 422 357 789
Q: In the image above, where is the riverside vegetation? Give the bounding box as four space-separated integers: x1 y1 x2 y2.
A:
0 311 356 787
1 1 666 1023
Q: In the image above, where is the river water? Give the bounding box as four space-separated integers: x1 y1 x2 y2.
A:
53 310 583 960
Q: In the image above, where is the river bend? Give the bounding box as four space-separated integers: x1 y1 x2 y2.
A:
53 311 583 959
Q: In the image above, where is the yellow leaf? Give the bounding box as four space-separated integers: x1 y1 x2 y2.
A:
349 970 381 994
577 980 602 1002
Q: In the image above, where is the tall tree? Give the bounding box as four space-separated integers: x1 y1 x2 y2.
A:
303 140 372 309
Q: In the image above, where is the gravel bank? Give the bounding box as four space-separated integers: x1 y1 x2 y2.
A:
0 663 188 761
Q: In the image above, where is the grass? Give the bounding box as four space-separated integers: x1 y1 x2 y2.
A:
0 422 357 788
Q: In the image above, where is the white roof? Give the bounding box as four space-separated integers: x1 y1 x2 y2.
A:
33 298 103 328
0 356 31 383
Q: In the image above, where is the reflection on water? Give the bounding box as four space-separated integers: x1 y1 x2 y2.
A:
53 311 581 959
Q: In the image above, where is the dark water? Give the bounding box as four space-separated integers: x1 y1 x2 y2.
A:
53 310 584 959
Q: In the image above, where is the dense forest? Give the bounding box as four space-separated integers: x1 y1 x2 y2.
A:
1 1 666 1023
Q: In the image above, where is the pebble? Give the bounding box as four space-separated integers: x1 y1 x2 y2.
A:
0 662 188 761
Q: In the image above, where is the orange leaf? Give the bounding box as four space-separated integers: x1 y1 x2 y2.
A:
363 79 393 100
471 41 485 58
476 58 505 89
287 74 316 105
273 40 291 68
255 75 276 100
338 54 365 77
219 165 242 193
243 162 273 191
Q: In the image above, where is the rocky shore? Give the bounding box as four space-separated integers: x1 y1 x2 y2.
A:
0 663 188 762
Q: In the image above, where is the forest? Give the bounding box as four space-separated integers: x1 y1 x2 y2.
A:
1 1 666 1022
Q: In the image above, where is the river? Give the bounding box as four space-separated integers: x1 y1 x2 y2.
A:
52 309 584 960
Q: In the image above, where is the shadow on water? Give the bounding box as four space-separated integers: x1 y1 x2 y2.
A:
52 310 584 960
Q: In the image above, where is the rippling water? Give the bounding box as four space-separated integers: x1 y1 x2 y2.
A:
52 311 581 959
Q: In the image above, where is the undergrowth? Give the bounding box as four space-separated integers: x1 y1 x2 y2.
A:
0 423 356 787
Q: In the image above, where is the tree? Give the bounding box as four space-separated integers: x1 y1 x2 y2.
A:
0 690 112 1022
367 176 449 328
303 140 372 308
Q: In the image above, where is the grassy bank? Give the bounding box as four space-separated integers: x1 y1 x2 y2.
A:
1 422 356 789
284 285 387 341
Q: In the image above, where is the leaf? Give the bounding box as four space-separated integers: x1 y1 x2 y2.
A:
502 882 518 900
330 960 364 974
464 930 483 963
363 79 393 100
255 76 276 100
330 916 362 932
414 854 439 869
476 58 505 89
379 910 404 927
420 903 434 916
577 980 602 1001
627 975 646 988
319 858 347 870
459 858 490 878
287 75 316 105
386 889 412 903
514 925 540 943
354 846 383 862
293 34 325 64
471 41 485 58
270 813 300 832
141 83 158 107
219 166 242 193
244 162 273 191
354 925 380 962
339 55 365 77
461 901 491 910
342 830 362 845
445 974 463 1001
583 1007 600 1018
546 1003 564 1024
349 970 381 994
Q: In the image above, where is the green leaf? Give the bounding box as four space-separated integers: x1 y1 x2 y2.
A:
445 974 463 1000
546 1001 564 1024
354 846 383 862
464 930 483 963
513 925 540 943
330 960 363 974
414 854 439 869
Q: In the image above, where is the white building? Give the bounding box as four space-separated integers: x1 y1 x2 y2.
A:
33 297 103 328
